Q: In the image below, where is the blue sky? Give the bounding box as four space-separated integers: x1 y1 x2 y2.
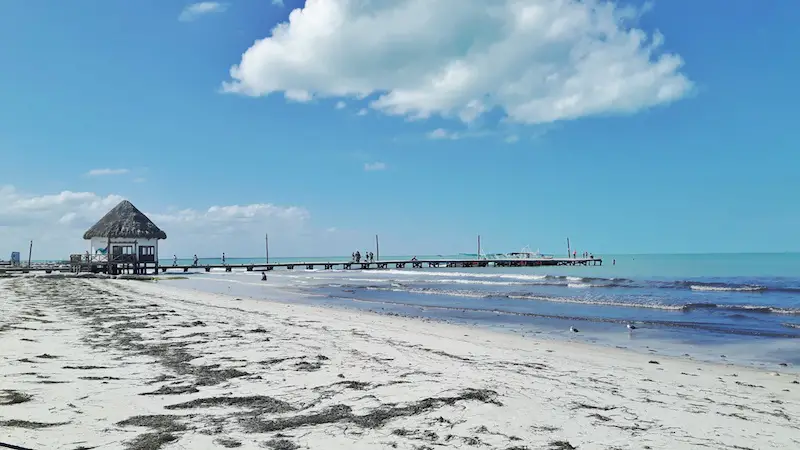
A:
1 0 798 259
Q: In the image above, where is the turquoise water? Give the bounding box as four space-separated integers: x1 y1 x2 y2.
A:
160 252 800 368
158 252 800 279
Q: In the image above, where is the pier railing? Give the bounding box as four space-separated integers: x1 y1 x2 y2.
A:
70 254 109 263
19 256 602 275
152 257 602 273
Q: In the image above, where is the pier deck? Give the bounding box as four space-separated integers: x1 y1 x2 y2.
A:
83 257 601 274
4 258 602 275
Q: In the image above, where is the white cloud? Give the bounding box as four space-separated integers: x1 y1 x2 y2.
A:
133 177 147 183
272 0 285 6
0 185 314 259
356 108 368 116
87 168 129 176
505 134 520 144
427 128 459 140
179 2 228 22
425 128 492 140
364 162 387 171
335 101 347 109
285 89 312 102
222 0 691 125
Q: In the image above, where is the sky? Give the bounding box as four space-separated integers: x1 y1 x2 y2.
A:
1 0 798 259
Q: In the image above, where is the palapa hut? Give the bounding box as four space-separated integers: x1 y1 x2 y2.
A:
82 200 167 274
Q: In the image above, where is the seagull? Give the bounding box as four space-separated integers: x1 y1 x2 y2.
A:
627 323 637 331
570 326 579 333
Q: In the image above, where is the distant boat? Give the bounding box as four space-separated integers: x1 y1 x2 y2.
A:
482 245 554 260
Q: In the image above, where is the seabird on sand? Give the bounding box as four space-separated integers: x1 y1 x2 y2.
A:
570 326 579 333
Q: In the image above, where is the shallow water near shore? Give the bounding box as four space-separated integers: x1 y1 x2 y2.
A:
158 252 800 370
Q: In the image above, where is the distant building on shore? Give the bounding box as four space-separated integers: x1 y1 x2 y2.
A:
78 200 167 275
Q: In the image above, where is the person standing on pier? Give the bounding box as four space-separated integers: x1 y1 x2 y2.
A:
173 255 177 266
355 251 361 263
222 252 226 265
193 254 198 266
369 251 374 262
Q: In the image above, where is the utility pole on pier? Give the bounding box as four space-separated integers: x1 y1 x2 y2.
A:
265 233 269 264
375 234 380 261
27 240 33 267
567 238 571 259
478 234 481 258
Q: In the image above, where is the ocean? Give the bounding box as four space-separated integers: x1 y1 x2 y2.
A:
158 253 800 369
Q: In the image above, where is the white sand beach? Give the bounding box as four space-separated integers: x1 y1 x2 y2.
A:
1 275 799 450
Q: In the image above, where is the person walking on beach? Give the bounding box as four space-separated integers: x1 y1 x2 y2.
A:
261 271 267 281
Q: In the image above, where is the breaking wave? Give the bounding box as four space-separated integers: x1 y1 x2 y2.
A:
322 294 800 339
333 284 800 316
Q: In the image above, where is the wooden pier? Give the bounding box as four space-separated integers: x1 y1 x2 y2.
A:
151 257 601 273
0 264 68 274
4 257 602 275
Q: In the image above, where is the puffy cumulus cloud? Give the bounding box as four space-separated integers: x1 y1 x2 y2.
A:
223 0 692 125
0 186 316 260
0 186 123 227
0 186 124 258
149 203 312 258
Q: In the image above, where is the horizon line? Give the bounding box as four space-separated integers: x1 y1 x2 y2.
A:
20 251 800 262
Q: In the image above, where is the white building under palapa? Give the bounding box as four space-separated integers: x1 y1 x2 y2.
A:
77 200 167 275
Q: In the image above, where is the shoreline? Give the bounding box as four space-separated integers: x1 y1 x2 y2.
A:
2 276 799 449
159 274 800 373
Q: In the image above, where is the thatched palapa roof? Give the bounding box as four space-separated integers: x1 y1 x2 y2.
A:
83 200 167 240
